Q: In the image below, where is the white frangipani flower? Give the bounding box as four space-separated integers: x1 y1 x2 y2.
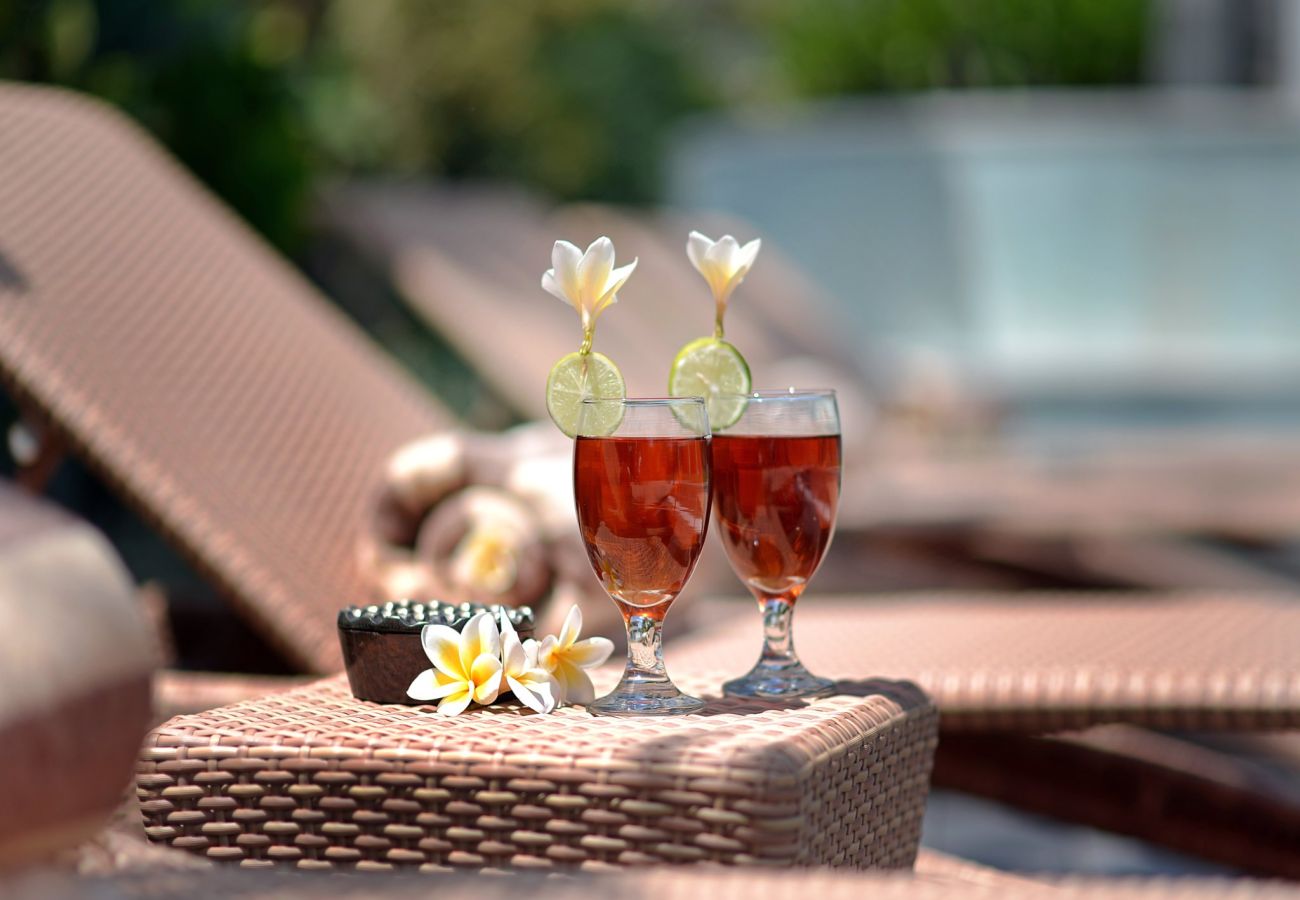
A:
407 611 503 716
499 613 559 714
536 605 614 705
541 237 638 348
686 231 761 334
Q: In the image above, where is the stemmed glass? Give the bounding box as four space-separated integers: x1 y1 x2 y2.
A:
573 397 711 716
711 390 841 699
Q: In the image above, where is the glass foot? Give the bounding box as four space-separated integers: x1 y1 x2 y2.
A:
588 676 705 717
723 660 835 700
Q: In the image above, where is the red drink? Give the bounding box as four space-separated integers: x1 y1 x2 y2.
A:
574 435 712 620
711 434 841 602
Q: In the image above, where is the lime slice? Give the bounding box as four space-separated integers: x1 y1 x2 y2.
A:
545 351 625 438
668 337 751 430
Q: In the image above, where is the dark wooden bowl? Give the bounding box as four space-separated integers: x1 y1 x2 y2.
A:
338 600 533 705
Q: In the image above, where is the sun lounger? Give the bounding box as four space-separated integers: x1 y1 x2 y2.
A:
675 592 1300 732
0 83 453 673
935 725 1300 878
672 592 1300 874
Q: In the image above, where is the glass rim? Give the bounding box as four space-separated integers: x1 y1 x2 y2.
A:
715 388 837 401
579 395 706 407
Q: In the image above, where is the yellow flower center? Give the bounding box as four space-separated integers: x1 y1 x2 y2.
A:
451 528 517 594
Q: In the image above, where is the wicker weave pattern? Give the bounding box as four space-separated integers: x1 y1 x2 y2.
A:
675 592 1300 732
0 85 448 672
138 674 937 871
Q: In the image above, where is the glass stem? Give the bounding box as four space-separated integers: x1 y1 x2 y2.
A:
755 594 800 672
623 613 668 684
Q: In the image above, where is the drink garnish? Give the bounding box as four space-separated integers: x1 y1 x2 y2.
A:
668 231 760 429
546 350 624 438
540 236 637 437
668 337 750 429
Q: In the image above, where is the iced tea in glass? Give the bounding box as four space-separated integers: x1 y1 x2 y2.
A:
711 390 841 699
574 396 711 715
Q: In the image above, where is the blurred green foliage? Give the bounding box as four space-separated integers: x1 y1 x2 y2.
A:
1 0 313 251
1 0 1148 248
314 1 711 205
0 0 711 251
753 0 1148 95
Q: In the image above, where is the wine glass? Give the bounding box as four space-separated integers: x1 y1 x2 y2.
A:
711 389 841 699
573 396 711 716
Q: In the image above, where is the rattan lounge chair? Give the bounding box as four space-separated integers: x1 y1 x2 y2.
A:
673 590 1300 731
935 725 1300 878
671 592 1300 875
0 82 453 673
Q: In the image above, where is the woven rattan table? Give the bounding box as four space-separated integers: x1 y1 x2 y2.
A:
137 673 936 872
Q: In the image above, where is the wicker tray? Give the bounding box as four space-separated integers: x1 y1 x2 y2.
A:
138 673 936 872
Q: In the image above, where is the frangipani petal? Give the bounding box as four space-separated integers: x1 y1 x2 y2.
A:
406 668 442 701
594 258 637 312
407 668 465 703
507 671 558 714
421 624 467 680
437 687 474 717
722 238 762 297
707 234 740 269
499 610 518 640
564 635 614 668
536 634 558 671
481 610 503 656
541 270 569 306
555 660 597 704
605 258 638 296
471 653 503 703
459 611 501 674
558 605 583 649
506 674 542 713
501 621 526 674
686 231 712 273
551 240 583 301
578 237 615 304
721 273 746 302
